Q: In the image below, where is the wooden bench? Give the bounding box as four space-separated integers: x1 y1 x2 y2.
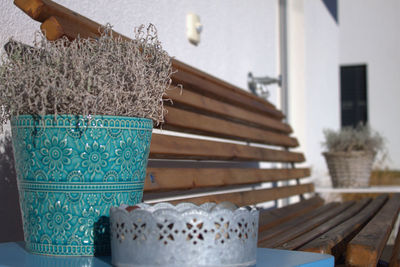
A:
13 1 400 265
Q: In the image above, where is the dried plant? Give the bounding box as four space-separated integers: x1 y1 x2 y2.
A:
322 124 385 153
0 24 172 131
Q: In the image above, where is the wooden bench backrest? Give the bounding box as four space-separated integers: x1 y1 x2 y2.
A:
144 62 313 206
15 0 314 207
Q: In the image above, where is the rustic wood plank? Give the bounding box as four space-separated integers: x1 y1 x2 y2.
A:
149 133 305 162
165 87 292 134
346 194 400 267
163 106 297 147
276 198 371 250
258 202 340 245
41 15 99 41
259 201 354 248
258 196 324 232
153 184 315 207
390 222 400 267
171 60 278 110
299 194 388 256
171 61 284 119
144 167 310 191
14 0 46 20
14 0 129 40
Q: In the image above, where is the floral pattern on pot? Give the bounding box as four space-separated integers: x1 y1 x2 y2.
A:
11 115 152 256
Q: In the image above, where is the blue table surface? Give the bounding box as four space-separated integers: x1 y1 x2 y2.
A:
0 242 334 267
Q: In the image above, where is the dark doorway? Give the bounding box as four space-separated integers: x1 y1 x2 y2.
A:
340 65 368 127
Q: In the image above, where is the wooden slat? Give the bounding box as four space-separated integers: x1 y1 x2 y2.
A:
346 194 400 267
155 184 315 207
149 133 305 162
163 106 297 147
258 196 324 232
390 223 400 267
299 194 388 256
14 0 130 40
258 202 340 245
171 60 278 110
276 198 370 250
171 61 284 119
144 168 310 191
15 0 285 120
41 15 99 41
258 202 346 248
259 202 354 248
166 87 292 134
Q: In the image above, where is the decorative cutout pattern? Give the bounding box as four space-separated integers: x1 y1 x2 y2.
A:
11 115 152 256
110 203 259 266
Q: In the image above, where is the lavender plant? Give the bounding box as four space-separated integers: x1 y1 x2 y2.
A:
0 24 172 131
322 124 384 153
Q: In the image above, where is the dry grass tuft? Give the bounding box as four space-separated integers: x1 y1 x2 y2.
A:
0 24 172 131
322 124 384 153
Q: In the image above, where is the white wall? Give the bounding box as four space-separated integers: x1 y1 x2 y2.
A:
0 2 41 53
0 0 278 91
339 0 400 169
288 0 340 186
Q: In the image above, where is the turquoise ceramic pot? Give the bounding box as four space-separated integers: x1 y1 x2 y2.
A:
10 115 152 256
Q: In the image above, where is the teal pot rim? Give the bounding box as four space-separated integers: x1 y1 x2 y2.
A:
10 114 153 131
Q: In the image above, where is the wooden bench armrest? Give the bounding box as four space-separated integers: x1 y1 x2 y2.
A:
347 194 400 266
390 221 400 267
300 194 388 256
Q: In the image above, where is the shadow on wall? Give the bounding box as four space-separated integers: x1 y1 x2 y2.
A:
0 133 23 242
